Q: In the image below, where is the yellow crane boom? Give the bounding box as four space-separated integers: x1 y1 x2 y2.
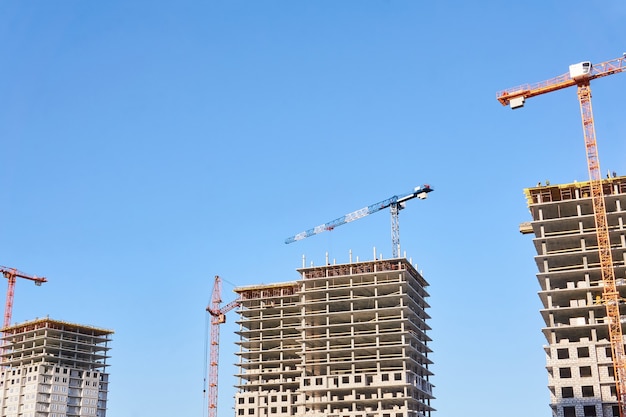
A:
497 54 626 108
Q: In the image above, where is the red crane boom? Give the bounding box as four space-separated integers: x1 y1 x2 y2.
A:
0 266 47 329
497 53 626 417
205 275 240 417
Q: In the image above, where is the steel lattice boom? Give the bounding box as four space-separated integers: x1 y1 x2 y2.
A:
497 54 626 108
285 184 433 257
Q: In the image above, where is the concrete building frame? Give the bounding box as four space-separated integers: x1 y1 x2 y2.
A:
522 177 626 417
0 318 112 417
233 257 435 417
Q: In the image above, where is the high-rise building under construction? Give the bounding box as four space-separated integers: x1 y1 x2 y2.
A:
233 257 435 417
0 317 113 417
522 177 626 417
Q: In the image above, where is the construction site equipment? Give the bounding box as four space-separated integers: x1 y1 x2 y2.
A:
0 266 47 329
497 53 626 417
285 184 433 258
205 275 240 417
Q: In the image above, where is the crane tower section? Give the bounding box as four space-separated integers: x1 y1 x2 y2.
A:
205 276 240 417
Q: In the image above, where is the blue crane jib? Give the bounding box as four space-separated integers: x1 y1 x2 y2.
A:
284 184 433 246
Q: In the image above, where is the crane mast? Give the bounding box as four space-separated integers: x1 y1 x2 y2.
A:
285 184 433 258
497 54 626 417
205 275 240 417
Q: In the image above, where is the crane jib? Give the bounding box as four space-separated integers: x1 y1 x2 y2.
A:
284 184 433 246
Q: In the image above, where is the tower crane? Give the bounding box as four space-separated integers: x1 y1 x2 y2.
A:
0 266 47 329
285 184 433 258
497 53 626 417
205 275 240 417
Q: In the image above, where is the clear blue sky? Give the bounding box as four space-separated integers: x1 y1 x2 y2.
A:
1 2 625 416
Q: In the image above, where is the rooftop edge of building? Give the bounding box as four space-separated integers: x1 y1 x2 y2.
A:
520 175 626 234
523 175 626 207
1 316 113 336
234 256 427 295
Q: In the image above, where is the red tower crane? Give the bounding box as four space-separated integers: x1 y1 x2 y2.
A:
497 54 626 416
0 266 47 329
205 275 240 417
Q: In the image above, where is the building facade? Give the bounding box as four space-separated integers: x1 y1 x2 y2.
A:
0 318 113 417
233 257 435 417
522 177 626 417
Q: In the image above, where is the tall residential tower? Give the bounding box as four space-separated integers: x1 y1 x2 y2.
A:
522 177 626 417
233 257 435 417
0 317 113 417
